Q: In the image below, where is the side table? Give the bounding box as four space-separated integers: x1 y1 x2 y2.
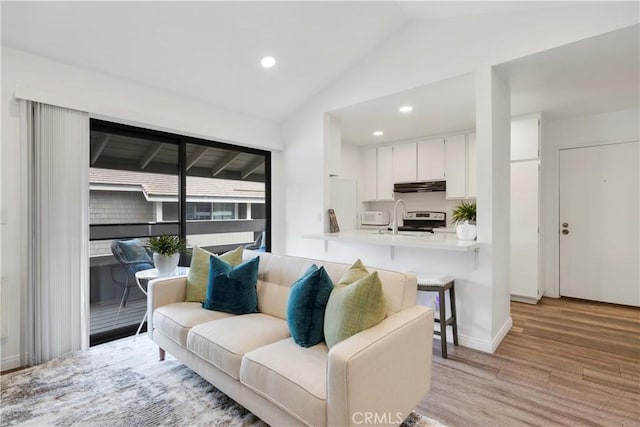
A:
135 266 190 335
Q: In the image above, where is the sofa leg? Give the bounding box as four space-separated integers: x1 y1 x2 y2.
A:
159 347 165 361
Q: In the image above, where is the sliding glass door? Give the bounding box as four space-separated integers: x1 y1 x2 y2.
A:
88 120 270 345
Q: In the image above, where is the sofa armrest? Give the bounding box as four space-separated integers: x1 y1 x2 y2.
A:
147 276 187 340
327 305 434 427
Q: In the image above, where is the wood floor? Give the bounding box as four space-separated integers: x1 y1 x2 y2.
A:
417 297 640 427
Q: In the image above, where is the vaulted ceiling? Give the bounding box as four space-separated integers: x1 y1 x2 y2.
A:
1 1 584 123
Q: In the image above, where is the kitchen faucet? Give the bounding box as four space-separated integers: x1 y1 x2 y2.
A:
391 199 406 235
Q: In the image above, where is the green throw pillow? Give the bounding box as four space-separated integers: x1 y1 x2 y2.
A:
336 258 369 286
287 265 334 348
323 260 387 348
202 255 259 314
185 246 244 302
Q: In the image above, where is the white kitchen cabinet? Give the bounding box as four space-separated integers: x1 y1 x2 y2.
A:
467 133 477 198
417 138 445 181
377 146 394 201
510 161 540 302
444 134 467 199
511 116 539 161
392 142 417 183
363 148 377 201
362 146 394 201
510 115 542 303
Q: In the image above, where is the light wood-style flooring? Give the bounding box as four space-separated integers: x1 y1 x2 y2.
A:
417 297 640 427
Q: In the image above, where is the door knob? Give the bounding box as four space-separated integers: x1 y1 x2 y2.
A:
562 223 569 228
562 229 569 235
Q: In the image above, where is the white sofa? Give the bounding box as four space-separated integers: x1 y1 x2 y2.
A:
147 251 434 427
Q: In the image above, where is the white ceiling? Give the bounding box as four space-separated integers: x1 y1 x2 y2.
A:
331 74 476 145
330 24 638 146
1 1 588 123
1 1 408 121
496 24 640 121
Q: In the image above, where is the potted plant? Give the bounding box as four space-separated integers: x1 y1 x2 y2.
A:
451 201 477 241
147 234 187 274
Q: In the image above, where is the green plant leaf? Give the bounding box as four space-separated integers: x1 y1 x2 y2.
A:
451 201 477 225
146 234 187 256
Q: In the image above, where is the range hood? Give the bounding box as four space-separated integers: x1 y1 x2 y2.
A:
393 180 446 193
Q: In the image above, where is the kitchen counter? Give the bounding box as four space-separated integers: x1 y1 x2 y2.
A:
302 229 479 252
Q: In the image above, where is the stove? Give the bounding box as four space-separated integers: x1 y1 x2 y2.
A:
398 211 447 233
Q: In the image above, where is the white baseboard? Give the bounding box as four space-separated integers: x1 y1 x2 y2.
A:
1 353 22 372
491 316 513 353
510 294 540 304
457 316 513 354
458 334 493 353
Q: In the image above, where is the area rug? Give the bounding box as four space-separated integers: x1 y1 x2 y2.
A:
1 334 445 426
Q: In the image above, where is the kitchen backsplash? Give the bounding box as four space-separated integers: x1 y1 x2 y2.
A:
363 192 475 228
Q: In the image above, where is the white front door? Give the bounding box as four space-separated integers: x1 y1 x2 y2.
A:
559 141 639 306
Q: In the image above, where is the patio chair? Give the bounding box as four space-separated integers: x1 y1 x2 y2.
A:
244 231 266 251
110 239 154 307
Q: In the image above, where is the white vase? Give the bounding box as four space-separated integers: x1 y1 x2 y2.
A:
153 253 180 275
456 220 477 241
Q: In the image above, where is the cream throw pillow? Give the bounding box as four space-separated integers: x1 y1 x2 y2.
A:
185 246 244 302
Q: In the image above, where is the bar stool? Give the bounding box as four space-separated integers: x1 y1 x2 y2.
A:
416 276 458 358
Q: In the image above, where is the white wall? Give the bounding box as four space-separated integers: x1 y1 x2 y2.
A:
278 4 638 352
0 47 282 370
541 108 640 297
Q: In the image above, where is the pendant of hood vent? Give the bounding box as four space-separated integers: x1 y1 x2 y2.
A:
393 181 446 193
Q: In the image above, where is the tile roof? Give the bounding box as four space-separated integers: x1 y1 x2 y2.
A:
90 168 264 198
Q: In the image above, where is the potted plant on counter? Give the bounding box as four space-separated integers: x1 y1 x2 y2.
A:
147 234 187 275
451 201 477 241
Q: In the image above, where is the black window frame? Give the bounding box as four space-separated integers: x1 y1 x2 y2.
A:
89 119 272 253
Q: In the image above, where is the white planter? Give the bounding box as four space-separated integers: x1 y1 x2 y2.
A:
456 220 477 241
153 253 180 275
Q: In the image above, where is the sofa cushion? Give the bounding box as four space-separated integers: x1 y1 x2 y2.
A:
240 338 328 427
256 280 290 320
287 265 334 348
186 246 244 302
324 269 388 348
187 313 290 380
153 302 233 346
246 251 417 316
203 256 259 314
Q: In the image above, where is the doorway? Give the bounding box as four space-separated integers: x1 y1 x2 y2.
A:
559 141 639 306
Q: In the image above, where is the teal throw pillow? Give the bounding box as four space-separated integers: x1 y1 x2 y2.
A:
117 239 151 262
286 265 334 348
203 255 260 314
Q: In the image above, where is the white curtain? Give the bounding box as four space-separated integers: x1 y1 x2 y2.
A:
20 101 90 365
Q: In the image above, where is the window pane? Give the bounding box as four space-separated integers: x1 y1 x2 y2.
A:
89 126 179 345
184 142 266 254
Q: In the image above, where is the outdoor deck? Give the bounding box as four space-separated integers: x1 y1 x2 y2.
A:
90 295 147 335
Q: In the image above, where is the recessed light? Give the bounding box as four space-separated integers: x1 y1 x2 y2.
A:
260 56 276 68
399 105 413 113
373 131 384 136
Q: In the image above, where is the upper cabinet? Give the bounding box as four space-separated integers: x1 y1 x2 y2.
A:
363 147 378 201
444 134 468 199
443 134 476 200
511 116 540 161
377 146 394 201
417 138 445 181
391 138 445 183
392 142 417 183
467 133 477 198
363 146 394 201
